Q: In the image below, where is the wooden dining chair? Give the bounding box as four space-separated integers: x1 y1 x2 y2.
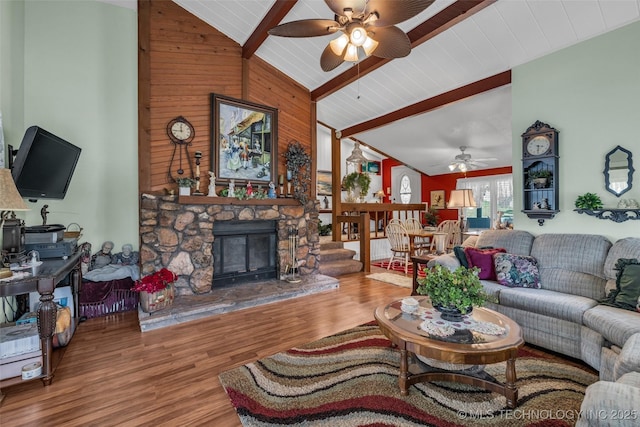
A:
403 218 430 255
429 220 462 253
385 222 412 275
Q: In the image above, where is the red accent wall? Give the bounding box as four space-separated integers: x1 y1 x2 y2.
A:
381 159 512 222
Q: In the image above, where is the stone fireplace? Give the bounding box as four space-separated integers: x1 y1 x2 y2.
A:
212 219 277 286
139 193 320 295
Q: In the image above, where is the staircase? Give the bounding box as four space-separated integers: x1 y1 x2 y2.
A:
319 239 363 277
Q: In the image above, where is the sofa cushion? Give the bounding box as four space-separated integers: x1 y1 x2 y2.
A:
498 287 596 324
614 333 640 380
475 230 534 256
601 259 640 312
604 237 640 281
578 373 640 427
480 280 505 301
464 247 506 280
531 234 611 299
583 305 640 348
494 253 541 288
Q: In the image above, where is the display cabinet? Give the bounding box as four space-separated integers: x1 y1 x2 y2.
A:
521 121 560 226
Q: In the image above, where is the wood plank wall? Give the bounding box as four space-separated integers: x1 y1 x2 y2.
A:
139 0 313 193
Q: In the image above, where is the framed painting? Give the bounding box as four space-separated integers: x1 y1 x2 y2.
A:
366 161 381 175
430 190 446 209
317 170 332 195
211 93 278 185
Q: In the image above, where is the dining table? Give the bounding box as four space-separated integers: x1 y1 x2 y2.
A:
405 229 434 255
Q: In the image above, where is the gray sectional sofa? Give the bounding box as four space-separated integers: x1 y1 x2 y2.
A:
428 230 640 426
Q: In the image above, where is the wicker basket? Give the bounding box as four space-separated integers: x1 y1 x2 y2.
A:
140 283 175 313
64 222 83 239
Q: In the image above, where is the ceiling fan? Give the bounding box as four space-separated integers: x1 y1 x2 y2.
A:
267 0 435 72
447 146 497 172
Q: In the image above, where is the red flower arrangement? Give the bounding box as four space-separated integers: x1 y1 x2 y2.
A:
132 268 177 293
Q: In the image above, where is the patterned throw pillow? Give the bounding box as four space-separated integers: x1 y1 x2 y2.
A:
464 247 506 280
493 253 541 288
601 258 640 312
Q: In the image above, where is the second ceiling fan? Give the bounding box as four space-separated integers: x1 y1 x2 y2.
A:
268 0 435 72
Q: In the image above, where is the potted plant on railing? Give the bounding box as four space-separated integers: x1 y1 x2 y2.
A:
528 169 552 189
416 265 489 321
176 177 195 196
342 171 371 203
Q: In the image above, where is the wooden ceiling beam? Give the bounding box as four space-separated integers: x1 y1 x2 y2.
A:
310 0 495 102
242 0 298 59
341 70 511 138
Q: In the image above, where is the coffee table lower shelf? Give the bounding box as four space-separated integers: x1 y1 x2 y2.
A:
399 348 519 409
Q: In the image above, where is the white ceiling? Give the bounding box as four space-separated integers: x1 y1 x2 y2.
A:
174 0 640 176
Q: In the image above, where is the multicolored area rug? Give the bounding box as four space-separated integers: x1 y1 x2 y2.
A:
219 324 597 427
371 260 428 278
366 272 413 288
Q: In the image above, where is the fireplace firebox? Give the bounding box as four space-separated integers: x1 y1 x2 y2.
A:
213 220 277 287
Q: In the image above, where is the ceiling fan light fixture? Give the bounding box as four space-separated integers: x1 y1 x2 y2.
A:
344 43 359 62
362 36 378 56
349 25 367 47
459 163 468 173
329 33 349 56
448 164 456 171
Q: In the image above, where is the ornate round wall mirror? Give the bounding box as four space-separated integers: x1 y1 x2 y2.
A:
603 145 634 197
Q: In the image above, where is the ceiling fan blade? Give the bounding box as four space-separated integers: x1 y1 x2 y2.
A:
367 0 435 27
469 160 489 167
369 26 411 58
320 44 346 72
473 157 498 162
268 19 339 37
324 0 368 19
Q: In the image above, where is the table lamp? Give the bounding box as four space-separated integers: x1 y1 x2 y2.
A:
447 189 476 232
0 168 30 278
374 189 386 203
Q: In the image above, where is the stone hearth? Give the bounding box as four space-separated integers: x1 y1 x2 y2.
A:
139 193 320 295
137 273 339 332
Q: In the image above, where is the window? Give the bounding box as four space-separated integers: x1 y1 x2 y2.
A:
457 174 513 226
400 175 411 204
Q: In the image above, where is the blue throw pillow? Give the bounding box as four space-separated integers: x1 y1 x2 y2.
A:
453 246 469 268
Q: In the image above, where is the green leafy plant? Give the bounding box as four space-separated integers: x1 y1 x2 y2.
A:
342 171 371 201
528 170 552 179
176 177 195 188
423 206 440 227
318 220 332 236
416 265 489 314
283 141 311 204
575 192 603 210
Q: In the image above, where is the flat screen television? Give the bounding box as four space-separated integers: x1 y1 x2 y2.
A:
11 126 81 201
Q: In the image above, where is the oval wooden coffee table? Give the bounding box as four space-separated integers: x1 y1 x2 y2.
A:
374 296 524 409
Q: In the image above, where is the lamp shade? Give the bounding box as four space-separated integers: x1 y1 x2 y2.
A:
0 169 29 211
447 189 476 208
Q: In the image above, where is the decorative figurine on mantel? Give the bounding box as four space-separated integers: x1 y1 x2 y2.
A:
228 179 235 198
207 171 217 197
247 181 253 197
268 182 277 199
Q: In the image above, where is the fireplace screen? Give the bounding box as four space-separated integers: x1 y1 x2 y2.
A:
213 220 277 286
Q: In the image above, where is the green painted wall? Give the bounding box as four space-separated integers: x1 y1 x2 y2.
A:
513 20 640 242
1 0 138 252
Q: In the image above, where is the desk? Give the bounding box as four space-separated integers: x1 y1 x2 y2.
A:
0 251 82 390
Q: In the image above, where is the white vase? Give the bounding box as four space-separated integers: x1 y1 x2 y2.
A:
179 186 190 196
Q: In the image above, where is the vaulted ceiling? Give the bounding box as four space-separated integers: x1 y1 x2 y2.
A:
173 0 640 175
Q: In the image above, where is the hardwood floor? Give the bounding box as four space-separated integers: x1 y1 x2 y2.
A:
0 270 410 426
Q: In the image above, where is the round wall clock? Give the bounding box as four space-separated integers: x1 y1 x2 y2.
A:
167 116 195 144
526 135 551 156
